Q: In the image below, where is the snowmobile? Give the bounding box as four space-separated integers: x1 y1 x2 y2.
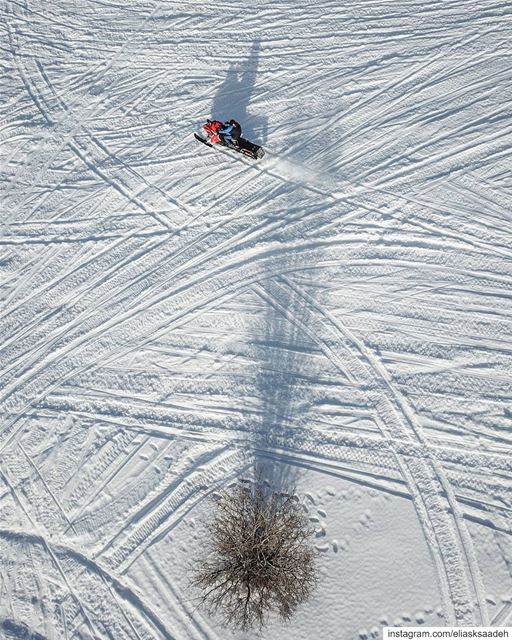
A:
195 120 265 160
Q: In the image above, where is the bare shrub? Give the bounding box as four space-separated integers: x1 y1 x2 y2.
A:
192 481 317 630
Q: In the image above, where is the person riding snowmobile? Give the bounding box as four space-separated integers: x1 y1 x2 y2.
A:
197 119 264 159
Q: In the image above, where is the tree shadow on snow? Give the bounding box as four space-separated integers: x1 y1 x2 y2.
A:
248 96 347 496
210 39 267 145
252 259 314 493
1 618 47 640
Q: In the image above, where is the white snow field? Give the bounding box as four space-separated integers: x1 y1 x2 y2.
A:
1 0 512 638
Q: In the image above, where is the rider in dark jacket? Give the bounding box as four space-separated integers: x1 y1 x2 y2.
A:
218 119 241 147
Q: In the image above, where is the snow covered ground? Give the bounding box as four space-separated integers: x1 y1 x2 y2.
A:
1 0 512 638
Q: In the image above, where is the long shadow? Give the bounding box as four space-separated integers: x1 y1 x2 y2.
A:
210 39 267 145
1 619 47 640
249 106 348 495
253 260 314 492
209 39 346 497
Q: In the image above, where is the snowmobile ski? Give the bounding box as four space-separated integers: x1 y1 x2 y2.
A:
194 133 213 147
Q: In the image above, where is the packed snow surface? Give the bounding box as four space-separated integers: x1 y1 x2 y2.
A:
1 0 512 638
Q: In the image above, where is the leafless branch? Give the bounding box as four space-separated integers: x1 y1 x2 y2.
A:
191 481 317 630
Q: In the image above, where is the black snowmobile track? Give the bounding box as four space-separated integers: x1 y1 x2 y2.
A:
194 133 264 160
